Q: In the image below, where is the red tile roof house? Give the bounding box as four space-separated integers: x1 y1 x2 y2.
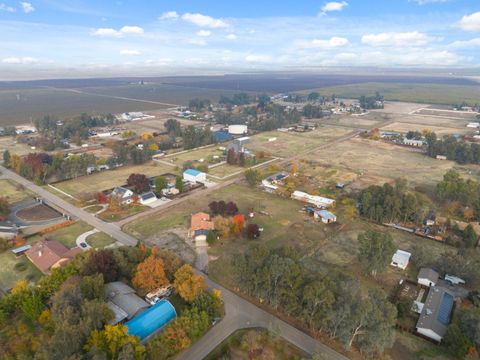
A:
25 240 81 273
189 212 214 242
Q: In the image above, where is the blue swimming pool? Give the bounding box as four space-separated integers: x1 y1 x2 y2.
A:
125 299 177 340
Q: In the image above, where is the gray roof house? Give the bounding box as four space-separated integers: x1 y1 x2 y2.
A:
416 286 455 342
105 282 149 324
418 268 440 288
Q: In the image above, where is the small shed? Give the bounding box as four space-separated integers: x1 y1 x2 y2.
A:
418 268 440 287
315 210 337 224
140 192 158 206
391 250 411 270
183 169 206 184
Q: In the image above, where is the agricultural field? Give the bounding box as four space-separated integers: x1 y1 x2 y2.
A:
247 127 352 158
302 137 480 189
0 179 33 204
52 161 174 198
205 329 308 360
380 122 469 136
306 83 480 105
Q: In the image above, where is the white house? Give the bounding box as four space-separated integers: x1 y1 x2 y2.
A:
111 187 134 205
418 268 440 287
391 250 411 270
183 169 206 184
416 286 455 342
291 190 335 208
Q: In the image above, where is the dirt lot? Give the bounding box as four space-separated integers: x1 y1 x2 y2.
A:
53 161 174 197
16 204 61 221
414 108 478 120
303 137 480 189
381 122 469 136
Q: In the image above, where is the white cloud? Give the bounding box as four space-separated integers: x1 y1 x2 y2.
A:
197 30 212 37
92 25 144 37
20 2 34 13
320 1 348 15
120 50 142 56
189 38 208 46
120 26 144 35
458 12 480 32
2 57 39 64
225 34 237 40
0 3 15 12
300 36 350 49
409 0 449 4
245 54 272 63
449 38 480 49
361 31 431 47
159 11 179 20
181 13 228 28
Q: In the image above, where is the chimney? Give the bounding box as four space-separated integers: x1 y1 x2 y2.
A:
38 244 44 257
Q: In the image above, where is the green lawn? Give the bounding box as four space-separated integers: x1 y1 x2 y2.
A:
87 232 116 249
98 205 148 222
0 250 42 291
84 205 104 214
0 179 33 204
45 221 93 248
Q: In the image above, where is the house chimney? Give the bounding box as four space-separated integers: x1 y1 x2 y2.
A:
38 244 44 257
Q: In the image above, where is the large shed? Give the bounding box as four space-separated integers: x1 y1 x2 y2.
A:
126 299 177 341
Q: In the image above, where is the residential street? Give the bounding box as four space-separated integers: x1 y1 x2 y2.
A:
0 165 138 246
0 163 349 359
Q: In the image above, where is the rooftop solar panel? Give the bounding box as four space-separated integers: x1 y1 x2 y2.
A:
437 293 454 325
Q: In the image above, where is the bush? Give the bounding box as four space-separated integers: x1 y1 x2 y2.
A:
14 262 27 272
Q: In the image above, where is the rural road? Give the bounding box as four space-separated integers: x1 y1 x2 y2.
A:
0 165 138 247
177 273 349 360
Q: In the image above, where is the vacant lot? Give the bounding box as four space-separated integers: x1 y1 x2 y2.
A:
165 146 223 166
44 221 93 248
303 137 480 188
414 108 478 120
17 204 61 221
206 329 307 360
247 127 351 158
0 179 32 204
381 122 469 136
53 162 174 197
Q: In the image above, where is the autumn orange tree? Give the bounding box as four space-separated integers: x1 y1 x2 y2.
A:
173 264 206 303
132 255 169 294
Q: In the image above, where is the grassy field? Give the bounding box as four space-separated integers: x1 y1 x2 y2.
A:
302 137 480 189
98 204 148 222
53 162 175 197
0 179 32 204
304 83 480 105
0 137 33 156
380 122 470 136
205 329 308 360
0 249 42 291
247 127 352 158
87 232 115 249
165 146 223 166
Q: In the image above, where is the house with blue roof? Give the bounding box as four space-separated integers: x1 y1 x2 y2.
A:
125 299 177 341
183 169 206 184
315 210 337 224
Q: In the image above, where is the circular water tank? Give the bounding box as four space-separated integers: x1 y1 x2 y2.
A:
228 124 248 135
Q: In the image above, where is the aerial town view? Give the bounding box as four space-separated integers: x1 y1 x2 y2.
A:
0 1 480 360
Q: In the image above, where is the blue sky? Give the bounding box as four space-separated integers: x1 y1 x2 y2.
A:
0 0 479 79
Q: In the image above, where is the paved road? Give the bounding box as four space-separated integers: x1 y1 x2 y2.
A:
177 274 349 360
0 165 138 246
